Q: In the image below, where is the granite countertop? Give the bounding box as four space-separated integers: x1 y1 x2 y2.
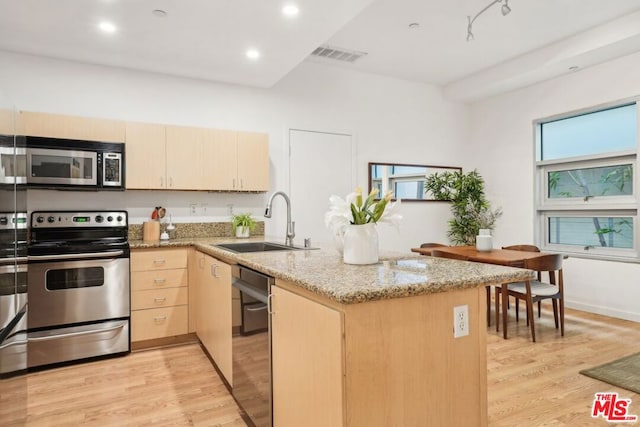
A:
130 237 535 304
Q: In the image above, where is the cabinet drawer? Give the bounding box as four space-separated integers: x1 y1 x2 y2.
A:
131 269 187 291
132 287 188 310
131 305 188 342
131 248 188 271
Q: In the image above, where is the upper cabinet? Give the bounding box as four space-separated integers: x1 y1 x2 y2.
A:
204 130 269 192
125 122 167 189
126 121 269 192
16 111 125 142
236 131 269 192
0 108 14 134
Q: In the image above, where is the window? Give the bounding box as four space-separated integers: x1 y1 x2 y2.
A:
535 102 638 261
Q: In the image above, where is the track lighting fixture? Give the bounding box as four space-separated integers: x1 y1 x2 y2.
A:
466 0 511 42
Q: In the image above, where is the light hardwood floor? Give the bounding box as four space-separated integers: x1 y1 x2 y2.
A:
1 305 639 426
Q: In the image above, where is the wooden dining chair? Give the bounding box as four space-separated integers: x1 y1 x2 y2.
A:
430 249 492 327
419 242 448 248
500 245 542 317
505 253 564 342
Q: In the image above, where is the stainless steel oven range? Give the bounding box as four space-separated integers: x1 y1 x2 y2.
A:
0 212 28 376
27 210 130 368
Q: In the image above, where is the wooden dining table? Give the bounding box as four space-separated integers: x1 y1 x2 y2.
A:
410 245 548 338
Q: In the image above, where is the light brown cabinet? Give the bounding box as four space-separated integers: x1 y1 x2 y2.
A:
16 111 125 142
271 285 344 427
124 122 167 189
193 251 233 384
130 248 189 342
126 121 269 191
204 130 269 191
125 122 204 190
271 280 488 427
0 108 14 134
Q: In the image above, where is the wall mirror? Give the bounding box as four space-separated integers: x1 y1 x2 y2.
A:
368 162 462 201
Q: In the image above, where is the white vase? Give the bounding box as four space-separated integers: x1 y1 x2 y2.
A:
343 223 379 265
476 234 493 252
235 226 250 238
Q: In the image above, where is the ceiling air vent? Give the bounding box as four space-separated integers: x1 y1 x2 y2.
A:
310 45 367 63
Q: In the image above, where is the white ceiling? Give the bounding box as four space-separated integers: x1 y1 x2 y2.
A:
2 0 640 102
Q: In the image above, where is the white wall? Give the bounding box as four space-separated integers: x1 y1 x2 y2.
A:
0 50 467 251
468 51 640 322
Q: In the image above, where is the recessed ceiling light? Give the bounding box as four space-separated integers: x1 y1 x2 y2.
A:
569 66 580 72
282 4 299 17
152 9 167 18
98 21 117 33
408 22 420 29
246 49 261 60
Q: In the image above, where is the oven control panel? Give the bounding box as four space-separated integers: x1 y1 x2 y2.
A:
0 212 28 230
31 211 128 228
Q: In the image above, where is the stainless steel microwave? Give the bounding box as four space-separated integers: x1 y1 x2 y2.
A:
25 137 125 190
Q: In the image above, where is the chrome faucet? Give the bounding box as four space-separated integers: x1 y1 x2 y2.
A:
264 191 295 246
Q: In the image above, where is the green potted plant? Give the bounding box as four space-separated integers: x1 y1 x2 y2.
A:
232 213 257 238
424 169 502 246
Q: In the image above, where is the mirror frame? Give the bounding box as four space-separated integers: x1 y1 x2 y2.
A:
368 162 462 202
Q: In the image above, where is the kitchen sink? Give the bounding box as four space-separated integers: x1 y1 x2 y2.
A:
213 241 304 253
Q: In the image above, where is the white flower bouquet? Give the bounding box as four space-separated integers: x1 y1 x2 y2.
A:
324 187 402 235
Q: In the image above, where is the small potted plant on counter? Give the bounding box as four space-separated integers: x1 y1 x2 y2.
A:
232 213 257 238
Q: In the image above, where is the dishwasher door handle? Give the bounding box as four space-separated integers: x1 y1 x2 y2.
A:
232 277 268 304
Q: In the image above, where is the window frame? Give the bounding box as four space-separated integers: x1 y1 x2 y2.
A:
538 153 636 210
534 99 639 263
538 210 637 260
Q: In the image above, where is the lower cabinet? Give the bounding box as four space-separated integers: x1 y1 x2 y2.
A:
193 251 233 384
271 280 488 427
130 248 189 342
271 284 344 427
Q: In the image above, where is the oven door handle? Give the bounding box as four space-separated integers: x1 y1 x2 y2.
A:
0 339 28 350
28 250 124 261
28 321 128 342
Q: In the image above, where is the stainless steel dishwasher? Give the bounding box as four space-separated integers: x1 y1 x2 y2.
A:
231 265 273 427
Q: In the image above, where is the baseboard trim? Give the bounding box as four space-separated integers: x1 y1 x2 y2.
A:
565 300 640 323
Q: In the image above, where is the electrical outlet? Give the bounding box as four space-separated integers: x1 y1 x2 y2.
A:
201 203 208 214
453 305 469 338
190 204 197 215
227 204 234 216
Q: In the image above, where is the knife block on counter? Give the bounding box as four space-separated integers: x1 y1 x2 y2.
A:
143 221 160 241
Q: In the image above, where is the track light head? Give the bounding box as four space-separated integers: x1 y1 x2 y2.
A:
501 0 511 16
466 0 512 41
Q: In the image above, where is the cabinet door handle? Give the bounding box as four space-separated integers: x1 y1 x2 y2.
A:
153 278 166 285
268 293 274 315
160 176 164 188
154 297 167 304
153 259 166 265
232 178 236 189
211 264 219 278
153 316 167 323
199 257 204 269
240 179 243 189
169 177 173 187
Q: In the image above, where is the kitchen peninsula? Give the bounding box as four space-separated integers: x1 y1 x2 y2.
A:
131 237 535 427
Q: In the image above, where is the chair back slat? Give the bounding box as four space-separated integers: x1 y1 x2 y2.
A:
420 242 447 248
523 253 563 272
